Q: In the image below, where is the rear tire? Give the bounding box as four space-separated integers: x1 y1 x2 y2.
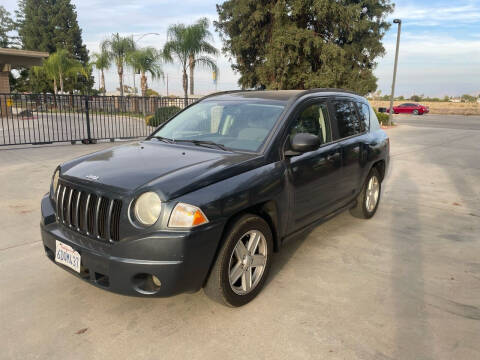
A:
412 109 419 115
350 168 382 219
204 214 273 307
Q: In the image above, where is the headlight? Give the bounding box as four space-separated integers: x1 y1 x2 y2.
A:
168 203 208 228
52 169 60 197
133 192 162 226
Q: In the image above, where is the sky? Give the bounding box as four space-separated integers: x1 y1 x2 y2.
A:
3 0 480 97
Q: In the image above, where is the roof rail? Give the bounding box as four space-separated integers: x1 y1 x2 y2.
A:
300 88 361 96
196 87 363 102
197 89 255 101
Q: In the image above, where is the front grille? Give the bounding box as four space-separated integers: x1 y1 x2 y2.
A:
55 182 122 242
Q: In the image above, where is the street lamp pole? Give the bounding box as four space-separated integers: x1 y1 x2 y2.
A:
388 19 401 126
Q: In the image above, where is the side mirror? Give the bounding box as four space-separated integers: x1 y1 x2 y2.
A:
288 133 320 155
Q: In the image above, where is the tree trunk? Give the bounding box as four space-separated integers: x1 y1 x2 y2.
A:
101 69 105 94
53 78 57 94
182 69 188 99
141 71 147 97
118 65 124 97
189 54 195 95
59 72 64 94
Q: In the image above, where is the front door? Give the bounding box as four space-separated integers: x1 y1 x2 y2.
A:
285 100 344 231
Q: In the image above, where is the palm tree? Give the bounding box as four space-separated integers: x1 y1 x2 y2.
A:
101 33 136 97
34 56 59 94
164 19 218 99
34 49 81 94
52 49 78 94
186 18 218 95
92 50 111 94
127 47 164 96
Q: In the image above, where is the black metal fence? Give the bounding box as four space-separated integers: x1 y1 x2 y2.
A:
0 93 196 146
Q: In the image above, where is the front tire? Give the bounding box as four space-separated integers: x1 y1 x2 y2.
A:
350 168 382 219
412 109 419 115
204 214 273 307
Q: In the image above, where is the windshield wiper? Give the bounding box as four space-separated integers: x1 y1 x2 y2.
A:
151 135 175 144
174 139 229 151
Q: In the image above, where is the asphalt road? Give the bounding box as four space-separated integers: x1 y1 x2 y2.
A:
393 113 480 130
1 115 479 359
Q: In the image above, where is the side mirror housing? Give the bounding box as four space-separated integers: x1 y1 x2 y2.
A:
287 133 320 156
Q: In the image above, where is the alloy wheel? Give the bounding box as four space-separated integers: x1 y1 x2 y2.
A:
365 175 380 212
228 230 268 295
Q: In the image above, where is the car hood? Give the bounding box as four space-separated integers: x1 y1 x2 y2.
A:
61 141 264 200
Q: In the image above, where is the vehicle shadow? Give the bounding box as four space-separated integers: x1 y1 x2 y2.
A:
266 226 315 286
390 170 433 359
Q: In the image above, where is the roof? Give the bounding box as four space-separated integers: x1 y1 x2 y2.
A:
0 48 49 68
201 88 363 103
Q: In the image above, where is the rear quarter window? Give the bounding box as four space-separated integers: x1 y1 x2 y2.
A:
356 102 370 131
369 104 381 131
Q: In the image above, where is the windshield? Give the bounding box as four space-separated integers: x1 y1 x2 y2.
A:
152 100 286 152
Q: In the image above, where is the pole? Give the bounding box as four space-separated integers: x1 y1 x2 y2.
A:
388 19 401 126
85 96 92 143
166 74 169 96
133 70 136 95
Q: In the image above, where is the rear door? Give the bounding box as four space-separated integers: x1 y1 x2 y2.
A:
285 99 343 230
330 98 369 204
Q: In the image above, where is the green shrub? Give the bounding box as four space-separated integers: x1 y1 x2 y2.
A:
146 106 182 127
374 109 391 126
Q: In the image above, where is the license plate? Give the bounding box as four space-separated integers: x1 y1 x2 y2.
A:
55 240 81 273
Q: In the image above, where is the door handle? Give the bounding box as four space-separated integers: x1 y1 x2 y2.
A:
327 153 340 162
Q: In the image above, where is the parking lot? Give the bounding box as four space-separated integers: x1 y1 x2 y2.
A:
1 114 479 359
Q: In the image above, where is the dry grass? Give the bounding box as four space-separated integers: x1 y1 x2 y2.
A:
369 100 480 116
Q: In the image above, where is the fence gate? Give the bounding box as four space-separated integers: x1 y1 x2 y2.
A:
0 93 195 146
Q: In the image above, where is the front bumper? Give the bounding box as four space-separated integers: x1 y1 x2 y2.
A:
41 194 224 297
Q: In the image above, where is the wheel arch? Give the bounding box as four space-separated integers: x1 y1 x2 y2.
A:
202 200 280 287
372 159 386 181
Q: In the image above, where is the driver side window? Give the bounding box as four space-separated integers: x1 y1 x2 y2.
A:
290 102 332 144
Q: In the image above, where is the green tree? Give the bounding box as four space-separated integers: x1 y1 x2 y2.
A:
92 51 111 94
461 94 476 103
15 0 90 92
145 88 159 96
102 33 136 97
0 5 17 48
127 47 164 96
164 21 218 99
215 0 393 94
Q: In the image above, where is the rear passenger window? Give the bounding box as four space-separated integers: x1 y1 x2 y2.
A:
333 101 360 138
356 102 370 131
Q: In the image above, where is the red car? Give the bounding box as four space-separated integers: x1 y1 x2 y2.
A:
390 103 429 115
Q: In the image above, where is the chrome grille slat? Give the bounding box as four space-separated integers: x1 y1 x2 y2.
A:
94 196 102 238
55 184 62 221
60 186 67 223
55 181 122 242
106 200 114 241
75 190 82 230
110 200 122 242
84 194 91 234
66 188 73 227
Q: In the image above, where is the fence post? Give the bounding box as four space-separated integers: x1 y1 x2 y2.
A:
84 95 92 143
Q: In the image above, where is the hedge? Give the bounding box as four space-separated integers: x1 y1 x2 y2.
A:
374 109 391 126
146 106 182 127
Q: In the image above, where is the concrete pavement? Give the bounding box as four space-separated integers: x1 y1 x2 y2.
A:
1 115 479 359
